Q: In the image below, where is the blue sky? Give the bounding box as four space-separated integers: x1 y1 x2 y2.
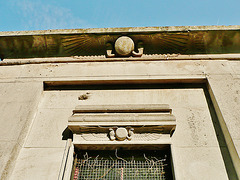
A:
0 0 240 31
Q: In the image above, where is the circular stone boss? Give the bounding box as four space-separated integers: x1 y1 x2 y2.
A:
115 128 128 140
115 36 134 56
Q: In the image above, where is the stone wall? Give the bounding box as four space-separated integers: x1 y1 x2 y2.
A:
0 59 239 180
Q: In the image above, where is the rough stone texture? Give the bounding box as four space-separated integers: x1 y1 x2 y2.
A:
0 57 239 179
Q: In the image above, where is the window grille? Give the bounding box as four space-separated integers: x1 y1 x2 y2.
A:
71 150 172 180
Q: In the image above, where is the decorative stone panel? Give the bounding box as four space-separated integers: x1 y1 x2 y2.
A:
68 104 176 149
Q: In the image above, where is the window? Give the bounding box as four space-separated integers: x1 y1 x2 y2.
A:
71 150 173 180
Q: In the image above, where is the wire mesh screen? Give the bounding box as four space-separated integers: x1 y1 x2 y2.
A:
72 150 172 180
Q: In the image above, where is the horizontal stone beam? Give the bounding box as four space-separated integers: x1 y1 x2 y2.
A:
73 104 171 113
69 113 175 122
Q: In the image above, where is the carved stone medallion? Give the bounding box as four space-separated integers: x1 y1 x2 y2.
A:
115 127 128 140
108 127 134 141
106 36 144 57
115 36 134 56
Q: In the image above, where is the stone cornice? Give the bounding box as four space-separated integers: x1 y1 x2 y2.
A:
1 25 240 36
0 25 240 59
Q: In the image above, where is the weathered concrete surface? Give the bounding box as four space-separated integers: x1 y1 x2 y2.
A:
9 148 64 180
207 74 240 176
0 82 42 180
24 108 72 148
0 60 232 79
172 147 228 179
0 58 239 179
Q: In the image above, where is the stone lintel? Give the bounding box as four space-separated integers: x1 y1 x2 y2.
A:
68 104 176 143
69 113 175 122
73 104 171 113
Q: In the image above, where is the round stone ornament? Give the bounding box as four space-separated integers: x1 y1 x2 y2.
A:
115 127 128 140
115 36 134 56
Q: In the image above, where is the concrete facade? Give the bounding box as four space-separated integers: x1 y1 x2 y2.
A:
0 26 240 180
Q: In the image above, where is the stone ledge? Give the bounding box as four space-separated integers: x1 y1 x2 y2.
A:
1 54 240 66
1 25 240 36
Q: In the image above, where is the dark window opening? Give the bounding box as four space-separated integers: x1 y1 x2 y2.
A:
71 149 173 180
